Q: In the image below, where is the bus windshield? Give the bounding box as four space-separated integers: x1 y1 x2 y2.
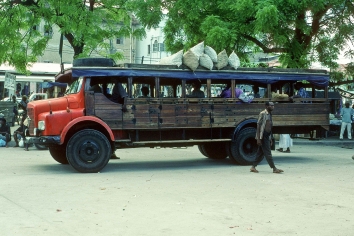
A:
65 78 83 95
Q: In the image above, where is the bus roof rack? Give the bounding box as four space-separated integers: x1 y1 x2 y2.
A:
122 63 328 74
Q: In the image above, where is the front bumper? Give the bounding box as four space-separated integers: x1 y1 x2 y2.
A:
28 136 61 146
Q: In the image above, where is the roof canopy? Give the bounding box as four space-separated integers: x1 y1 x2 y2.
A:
42 82 67 89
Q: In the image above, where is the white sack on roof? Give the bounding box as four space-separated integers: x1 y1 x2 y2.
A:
199 53 213 70
159 50 183 67
204 46 217 63
190 41 205 57
183 49 199 71
216 49 228 70
228 51 240 69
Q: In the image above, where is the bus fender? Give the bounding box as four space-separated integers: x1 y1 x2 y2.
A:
60 116 115 144
232 118 258 141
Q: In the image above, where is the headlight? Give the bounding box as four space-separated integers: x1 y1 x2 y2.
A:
38 121 45 131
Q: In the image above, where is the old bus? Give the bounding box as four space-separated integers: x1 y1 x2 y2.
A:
27 58 330 172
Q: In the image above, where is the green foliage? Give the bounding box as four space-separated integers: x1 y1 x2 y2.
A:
0 0 141 73
132 0 354 79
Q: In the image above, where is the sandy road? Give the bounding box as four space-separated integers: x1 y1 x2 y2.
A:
0 144 353 236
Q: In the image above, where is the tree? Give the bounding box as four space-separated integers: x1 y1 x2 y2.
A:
132 0 354 72
0 0 145 73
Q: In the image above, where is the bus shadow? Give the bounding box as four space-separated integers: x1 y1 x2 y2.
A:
273 155 318 164
34 157 240 173
35 155 317 174
104 158 237 173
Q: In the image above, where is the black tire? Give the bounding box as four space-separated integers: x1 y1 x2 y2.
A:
201 143 228 159
49 146 69 164
198 144 208 157
66 129 111 173
229 127 260 165
35 143 48 150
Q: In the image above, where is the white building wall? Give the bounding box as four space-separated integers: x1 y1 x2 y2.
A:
135 18 170 64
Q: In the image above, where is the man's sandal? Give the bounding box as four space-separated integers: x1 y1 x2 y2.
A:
250 167 259 173
273 169 284 174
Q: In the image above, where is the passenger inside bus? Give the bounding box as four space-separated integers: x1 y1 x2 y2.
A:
294 82 311 99
139 86 150 98
220 81 243 98
89 84 102 93
187 80 205 98
110 82 128 104
102 83 112 99
253 86 261 98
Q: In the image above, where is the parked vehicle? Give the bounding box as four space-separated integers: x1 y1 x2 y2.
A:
26 58 330 173
29 93 48 102
1 97 22 103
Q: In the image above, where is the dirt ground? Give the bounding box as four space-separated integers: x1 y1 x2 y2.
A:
0 144 353 236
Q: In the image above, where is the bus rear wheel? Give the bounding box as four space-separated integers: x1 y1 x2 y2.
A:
229 127 260 165
198 145 208 157
49 146 68 164
201 143 228 159
66 129 111 173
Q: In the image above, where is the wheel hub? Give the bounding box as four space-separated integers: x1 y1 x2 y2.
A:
79 142 100 162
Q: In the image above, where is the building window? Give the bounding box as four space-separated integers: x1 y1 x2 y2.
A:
44 25 53 38
148 45 151 55
153 40 158 52
116 38 124 44
159 43 165 52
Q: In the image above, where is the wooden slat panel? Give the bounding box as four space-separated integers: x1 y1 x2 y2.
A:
273 115 328 122
105 120 124 128
100 96 331 130
94 93 114 104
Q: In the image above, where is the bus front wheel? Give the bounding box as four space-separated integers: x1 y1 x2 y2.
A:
66 129 111 173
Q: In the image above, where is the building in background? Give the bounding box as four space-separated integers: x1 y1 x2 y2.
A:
135 18 170 64
0 63 71 100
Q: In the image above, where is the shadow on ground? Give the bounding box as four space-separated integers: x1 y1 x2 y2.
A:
35 157 246 173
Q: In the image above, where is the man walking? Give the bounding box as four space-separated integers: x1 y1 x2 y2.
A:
250 101 284 174
339 102 353 140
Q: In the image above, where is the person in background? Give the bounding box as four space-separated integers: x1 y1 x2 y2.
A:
277 134 293 153
339 102 354 140
251 101 284 174
0 117 11 148
12 95 19 125
18 95 28 123
57 91 64 97
13 120 29 151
